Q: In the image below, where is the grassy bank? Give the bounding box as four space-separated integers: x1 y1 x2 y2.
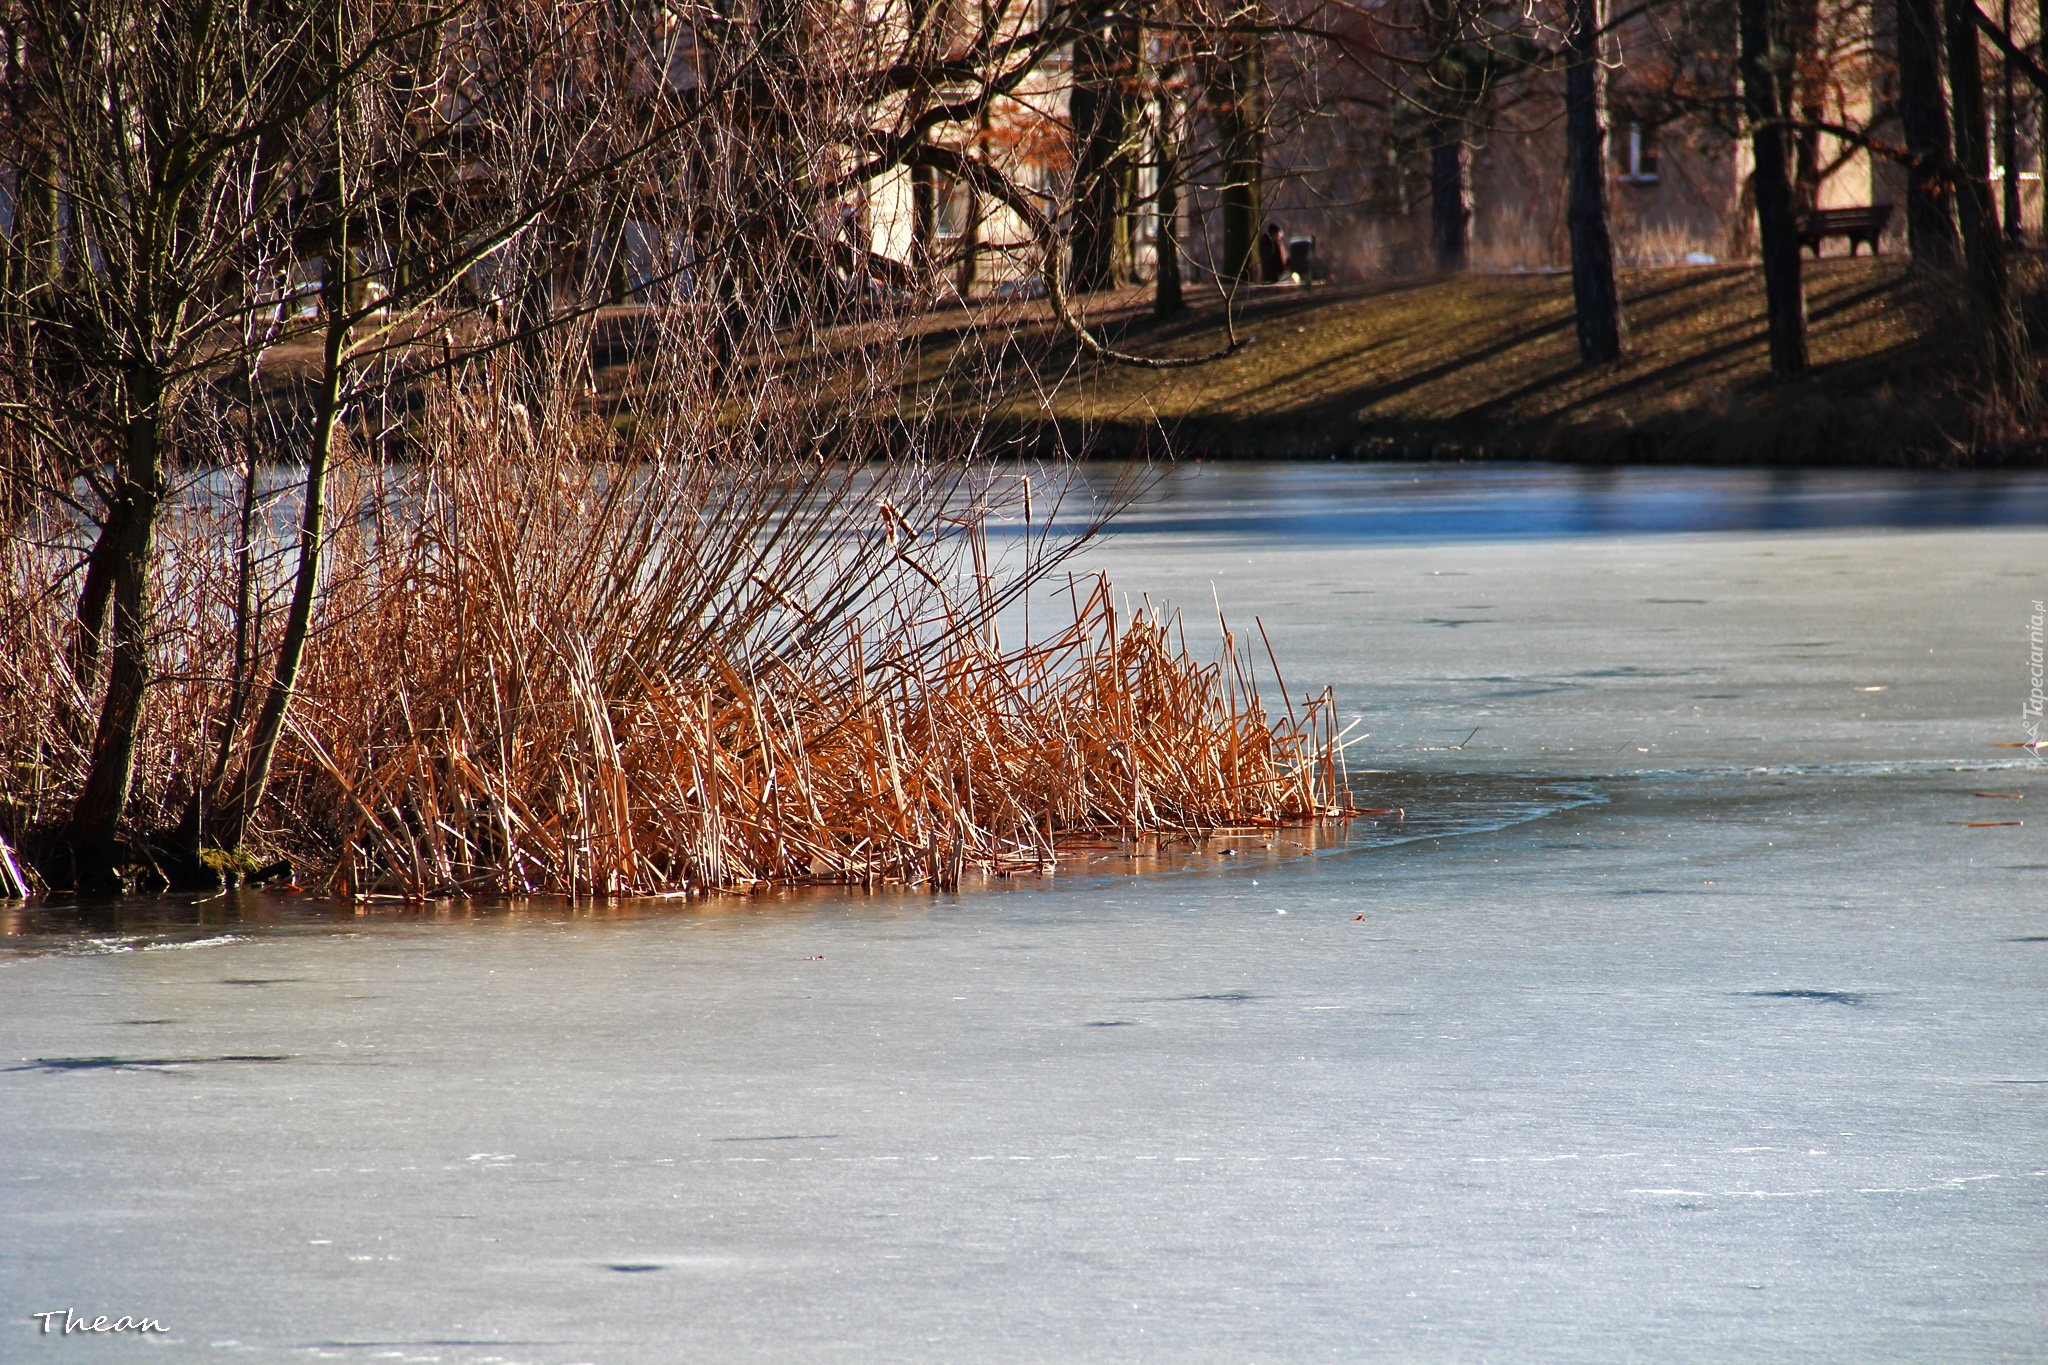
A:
909 258 2031 466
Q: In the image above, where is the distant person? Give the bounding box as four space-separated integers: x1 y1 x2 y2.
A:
1286 234 1319 281
1259 222 1286 283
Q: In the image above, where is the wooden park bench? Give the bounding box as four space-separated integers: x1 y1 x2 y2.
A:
1794 204 1894 258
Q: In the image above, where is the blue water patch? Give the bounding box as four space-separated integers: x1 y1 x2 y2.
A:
1041 464 2048 543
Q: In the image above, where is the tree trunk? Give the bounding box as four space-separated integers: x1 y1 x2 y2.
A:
1069 21 1135 294
512 221 573 410
956 182 982 299
1947 0 2020 385
1430 132 1471 271
1784 0 1825 211
689 107 738 387
1739 0 1809 378
1153 85 1185 317
911 159 936 287
3 145 53 301
1564 0 1623 363
2000 0 2024 244
956 114 989 299
1215 38 1263 285
70 502 123 700
1898 0 1962 268
65 379 165 887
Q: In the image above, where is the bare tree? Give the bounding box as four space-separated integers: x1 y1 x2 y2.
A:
1740 0 1809 379
1898 0 1962 267
1946 0 2022 392
1203 0 1270 284
1069 14 1140 291
0 0 374 887
1563 0 1622 363
1152 59 1188 314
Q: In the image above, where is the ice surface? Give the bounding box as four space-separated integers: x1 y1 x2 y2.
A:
3 465 2044 1362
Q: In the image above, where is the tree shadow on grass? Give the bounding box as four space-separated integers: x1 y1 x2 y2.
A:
1459 274 1921 427
1266 271 1742 431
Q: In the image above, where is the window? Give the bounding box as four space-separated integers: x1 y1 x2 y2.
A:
1619 122 1660 185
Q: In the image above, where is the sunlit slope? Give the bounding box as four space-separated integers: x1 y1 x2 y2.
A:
910 259 1978 464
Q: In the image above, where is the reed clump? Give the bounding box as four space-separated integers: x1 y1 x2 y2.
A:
296 572 1350 900
1 388 1350 900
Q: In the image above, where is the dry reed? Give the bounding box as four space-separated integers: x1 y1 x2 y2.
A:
293 570 1351 899
1 387 1351 900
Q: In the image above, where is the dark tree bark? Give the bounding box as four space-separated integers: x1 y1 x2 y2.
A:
2 145 56 312
2000 0 2023 244
65 380 165 888
70 502 123 700
1946 0 2020 384
687 108 737 386
956 113 990 298
1213 35 1264 284
1430 132 1471 271
1899 0 1962 268
1564 0 1622 364
512 224 565 409
906 0 943 289
1153 84 1185 317
1069 20 1136 293
1739 0 1808 378
956 181 982 298
911 159 937 284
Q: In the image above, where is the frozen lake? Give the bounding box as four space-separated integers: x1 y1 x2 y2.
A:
5 464 2045 1362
